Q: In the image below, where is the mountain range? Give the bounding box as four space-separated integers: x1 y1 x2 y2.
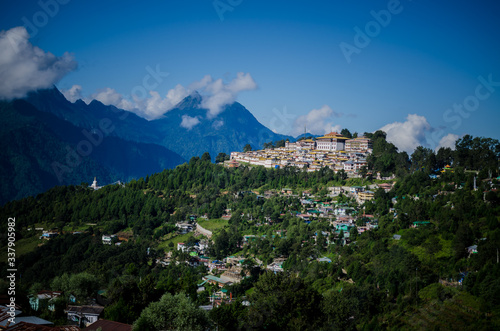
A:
0 87 293 204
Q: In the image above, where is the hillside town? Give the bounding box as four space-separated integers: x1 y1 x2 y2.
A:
227 132 372 174
2 132 499 330
150 182 394 303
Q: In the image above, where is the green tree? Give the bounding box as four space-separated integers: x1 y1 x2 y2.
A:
453 224 474 260
455 135 500 171
247 272 323 330
322 287 357 330
366 130 405 176
215 152 229 163
243 144 252 152
209 228 239 259
133 292 209 331
436 147 454 169
316 231 327 250
210 301 247 330
341 128 353 139
263 141 274 149
411 146 435 173
51 272 99 303
104 297 137 324
201 152 211 162
350 226 358 241
275 139 286 148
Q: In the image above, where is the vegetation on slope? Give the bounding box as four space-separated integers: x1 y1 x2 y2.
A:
0 134 499 329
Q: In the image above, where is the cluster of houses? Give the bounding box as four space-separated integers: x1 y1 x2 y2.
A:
0 291 131 330
163 181 392 269
156 245 250 308
279 182 392 205
227 133 372 174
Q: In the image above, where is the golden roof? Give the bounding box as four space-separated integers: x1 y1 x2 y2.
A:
317 132 349 140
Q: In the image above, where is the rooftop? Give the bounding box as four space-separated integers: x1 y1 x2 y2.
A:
83 319 132 331
65 305 104 315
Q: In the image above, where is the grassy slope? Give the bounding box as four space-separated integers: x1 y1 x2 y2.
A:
197 218 228 232
0 235 44 262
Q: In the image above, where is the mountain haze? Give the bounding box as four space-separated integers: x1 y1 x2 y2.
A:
0 97 185 205
152 92 293 160
25 87 292 161
1 87 293 204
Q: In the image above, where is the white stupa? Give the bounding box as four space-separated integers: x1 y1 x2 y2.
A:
90 177 101 190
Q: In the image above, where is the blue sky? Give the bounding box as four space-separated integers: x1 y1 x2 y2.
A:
1 0 499 153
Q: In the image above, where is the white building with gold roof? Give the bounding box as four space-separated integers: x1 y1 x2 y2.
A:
315 132 349 152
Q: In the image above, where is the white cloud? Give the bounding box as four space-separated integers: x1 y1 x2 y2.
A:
180 115 200 130
436 133 459 151
212 119 224 130
194 72 258 118
91 88 134 111
134 84 190 119
291 105 342 137
61 84 83 103
61 72 256 122
0 26 77 100
380 114 432 154
189 75 212 91
61 83 191 120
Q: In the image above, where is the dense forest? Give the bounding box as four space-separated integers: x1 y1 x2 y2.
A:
0 133 499 329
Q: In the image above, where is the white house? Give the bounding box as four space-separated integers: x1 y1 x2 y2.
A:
177 242 189 252
315 132 348 152
176 222 193 234
65 305 104 328
102 235 117 245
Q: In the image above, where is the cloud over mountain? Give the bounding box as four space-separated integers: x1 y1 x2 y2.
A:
0 26 77 100
380 114 432 154
134 85 190 119
195 72 258 118
291 105 342 137
61 84 83 103
180 115 200 130
62 72 257 121
91 87 134 111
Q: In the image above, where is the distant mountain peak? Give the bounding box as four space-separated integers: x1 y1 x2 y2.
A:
27 86 67 103
74 99 87 107
190 90 202 99
88 99 103 107
173 91 202 111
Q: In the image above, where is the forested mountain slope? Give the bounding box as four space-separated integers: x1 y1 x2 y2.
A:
0 135 499 329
